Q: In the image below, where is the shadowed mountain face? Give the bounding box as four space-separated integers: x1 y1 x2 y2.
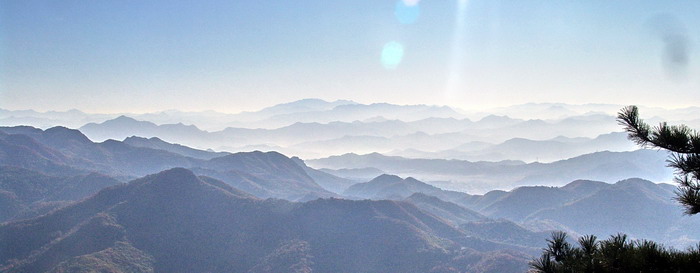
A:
0 168 529 273
0 129 84 177
0 166 121 222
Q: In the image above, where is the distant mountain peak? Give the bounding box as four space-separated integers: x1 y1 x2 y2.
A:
405 192 438 201
614 177 656 187
477 114 514 123
43 126 92 144
562 179 607 188
404 177 421 183
124 135 147 141
290 156 307 167
370 173 402 182
114 115 138 122
98 115 156 127
143 168 202 190
123 135 166 143
154 167 198 180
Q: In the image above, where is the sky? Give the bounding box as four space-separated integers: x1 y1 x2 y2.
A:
1 0 699 113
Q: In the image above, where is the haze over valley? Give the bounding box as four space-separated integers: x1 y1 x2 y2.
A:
2 0 699 272
1 98 697 272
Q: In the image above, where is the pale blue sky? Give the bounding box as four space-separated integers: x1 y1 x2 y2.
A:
1 0 699 113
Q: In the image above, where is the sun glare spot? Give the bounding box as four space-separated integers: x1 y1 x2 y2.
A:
381 41 405 70
402 0 420 6
394 1 420 24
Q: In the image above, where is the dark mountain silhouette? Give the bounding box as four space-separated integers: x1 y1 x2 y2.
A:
0 168 529 273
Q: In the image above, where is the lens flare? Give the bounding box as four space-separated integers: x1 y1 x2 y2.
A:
446 0 469 99
381 41 404 70
395 1 420 25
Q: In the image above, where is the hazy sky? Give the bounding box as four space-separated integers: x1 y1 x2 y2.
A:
1 0 699 113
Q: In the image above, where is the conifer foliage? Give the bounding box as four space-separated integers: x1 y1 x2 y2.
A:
531 106 700 272
617 105 700 215
530 232 700 273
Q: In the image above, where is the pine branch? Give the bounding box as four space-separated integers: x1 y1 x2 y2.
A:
617 106 700 154
668 153 700 179
618 105 700 215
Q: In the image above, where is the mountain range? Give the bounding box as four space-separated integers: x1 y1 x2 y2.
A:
0 126 333 201
388 132 637 162
3 99 699 130
334 172 699 248
308 149 673 193
5 99 696 164
0 166 121 223
76 113 630 160
0 97 696 271
0 168 531 273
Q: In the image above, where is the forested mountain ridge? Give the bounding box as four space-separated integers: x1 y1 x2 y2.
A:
0 168 530 273
0 126 333 201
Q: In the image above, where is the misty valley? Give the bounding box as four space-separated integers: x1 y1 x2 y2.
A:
0 100 699 272
4 0 700 271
